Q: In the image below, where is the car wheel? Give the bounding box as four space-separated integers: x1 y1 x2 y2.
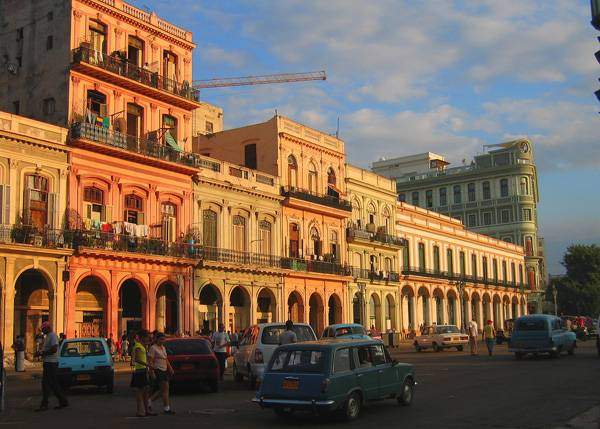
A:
106 377 114 394
233 363 243 382
343 392 362 421
515 352 523 360
568 341 576 356
397 379 414 406
457 346 464 352
209 379 219 393
274 408 294 419
433 343 442 352
414 344 422 352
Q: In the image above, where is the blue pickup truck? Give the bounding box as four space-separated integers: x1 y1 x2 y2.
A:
508 315 576 359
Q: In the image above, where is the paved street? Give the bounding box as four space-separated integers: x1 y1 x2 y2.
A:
1 341 599 428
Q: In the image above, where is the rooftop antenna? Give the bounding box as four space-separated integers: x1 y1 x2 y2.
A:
335 116 340 138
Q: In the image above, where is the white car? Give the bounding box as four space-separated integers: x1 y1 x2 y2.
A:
231 322 316 389
414 325 469 352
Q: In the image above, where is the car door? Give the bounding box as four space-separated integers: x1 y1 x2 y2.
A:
330 347 355 404
353 346 379 400
551 318 568 349
370 344 396 398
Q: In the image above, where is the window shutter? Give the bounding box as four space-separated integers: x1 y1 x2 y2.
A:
105 205 113 223
100 204 106 222
48 192 58 228
1 185 9 225
23 187 31 225
138 211 144 225
169 217 176 242
161 217 168 241
84 203 93 220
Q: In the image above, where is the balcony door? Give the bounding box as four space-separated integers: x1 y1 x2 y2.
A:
88 20 106 54
127 36 144 67
289 223 299 258
126 103 144 145
24 175 50 229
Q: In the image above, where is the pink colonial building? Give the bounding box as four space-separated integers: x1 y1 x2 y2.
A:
0 0 204 338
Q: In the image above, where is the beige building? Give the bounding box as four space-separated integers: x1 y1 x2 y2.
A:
397 202 528 332
345 165 405 332
0 111 71 355
192 102 223 136
191 155 284 334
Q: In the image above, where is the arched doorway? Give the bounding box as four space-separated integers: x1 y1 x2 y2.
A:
471 292 481 327
417 287 430 327
118 279 146 335
401 286 415 331
156 282 178 334
309 293 324 336
502 296 510 324
447 291 457 326
76 276 107 337
511 296 519 319
433 289 444 325
385 294 396 331
288 291 304 323
14 269 52 356
352 292 363 325
482 294 491 325
328 294 342 325
368 293 382 331
257 288 277 324
229 286 250 332
198 284 222 334
493 295 501 328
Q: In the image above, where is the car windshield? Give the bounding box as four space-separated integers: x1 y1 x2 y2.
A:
165 339 211 355
261 325 316 345
335 326 365 336
516 319 547 331
269 349 325 373
436 326 460 334
61 340 104 357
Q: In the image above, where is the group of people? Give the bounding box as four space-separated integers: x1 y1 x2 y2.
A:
467 319 497 356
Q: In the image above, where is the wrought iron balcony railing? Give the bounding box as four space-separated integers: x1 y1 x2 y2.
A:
71 122 205 169
349 267 400 283
201 247 282 268
280 186 352 212
72 46 198 102
281 257 350 276
401 266 521 288
0 225 72 250
346 227 407 247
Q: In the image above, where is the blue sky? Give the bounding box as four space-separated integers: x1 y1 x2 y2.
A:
134 0 600 275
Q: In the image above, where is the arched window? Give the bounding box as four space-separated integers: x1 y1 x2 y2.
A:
161 202 177 242
289 223 300 258
482 181 491 200
310 227 321 257
308 162 318 194
367 203 376 226
83 186 106 224
500 178 509 197
124 194 143 225
369 255 378 273
327 167 338 198
24 174 50 229
287 155 297 189
382 207 391 233
202 209 217 247
258 220 272 255
453 185 461 204
329 230 338 260
232 215 246 252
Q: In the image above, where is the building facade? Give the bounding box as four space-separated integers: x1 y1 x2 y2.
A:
194 115 352 336
345 165 405 332
0 112 71 355
372 139 545 312
396 202 528 332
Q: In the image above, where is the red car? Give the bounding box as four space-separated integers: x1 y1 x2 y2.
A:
164 337 219 392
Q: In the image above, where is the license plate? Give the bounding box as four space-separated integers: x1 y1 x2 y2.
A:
282 379 299 390
180 364 194 371
76 374 92 382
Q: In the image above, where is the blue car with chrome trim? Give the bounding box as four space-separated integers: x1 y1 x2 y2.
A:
253 338 415 420
508 315 576 359
57 337 114 393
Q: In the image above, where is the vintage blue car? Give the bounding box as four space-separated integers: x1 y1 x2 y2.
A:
508 315 576 359
320 323 370 340
57 338 114 393
253 338 415 420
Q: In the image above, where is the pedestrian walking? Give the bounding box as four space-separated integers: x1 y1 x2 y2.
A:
279 320 298 345
484 320 496 356
35 322 68 411
12 335 25 372
130 330 155 417
211 324 230 381
468 319 479 356
148 333 175 415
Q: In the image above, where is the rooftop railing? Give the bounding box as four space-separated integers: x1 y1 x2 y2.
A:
72 47 198 102
280 186 352 212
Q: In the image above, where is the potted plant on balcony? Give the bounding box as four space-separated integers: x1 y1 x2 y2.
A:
10 217 33 244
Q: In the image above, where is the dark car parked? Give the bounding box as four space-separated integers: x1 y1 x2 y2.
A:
164 337 219 392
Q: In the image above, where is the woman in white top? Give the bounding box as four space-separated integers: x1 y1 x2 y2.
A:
148 333 175 414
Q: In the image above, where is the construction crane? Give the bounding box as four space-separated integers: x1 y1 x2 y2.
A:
193 70 326 90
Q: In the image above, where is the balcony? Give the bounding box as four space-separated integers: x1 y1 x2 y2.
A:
280 186 352 213
346 226 407 247
70 122 204 173
201 247 281 269
71 47 200 110
0 225 73 251
350 267 400 283
281 257 350 276
401 267 521 289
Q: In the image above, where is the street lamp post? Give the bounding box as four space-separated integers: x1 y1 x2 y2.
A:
452 280 467 333
552 284 558 316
